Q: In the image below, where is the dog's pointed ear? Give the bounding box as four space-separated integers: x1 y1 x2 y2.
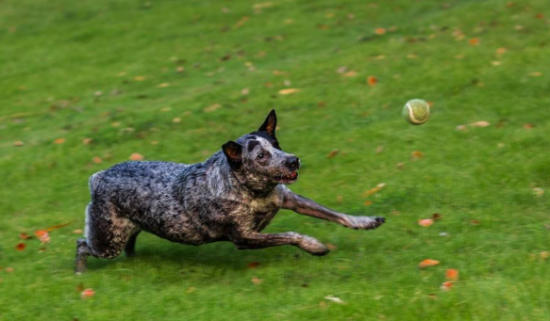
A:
258 109 277 138
222 141 242 169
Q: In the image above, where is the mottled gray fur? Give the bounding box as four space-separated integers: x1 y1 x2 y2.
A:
75 110 385 273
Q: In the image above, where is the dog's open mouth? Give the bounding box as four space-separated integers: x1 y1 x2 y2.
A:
274 171 299 184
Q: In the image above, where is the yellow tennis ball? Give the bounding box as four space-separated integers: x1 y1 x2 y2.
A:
402 99 430 125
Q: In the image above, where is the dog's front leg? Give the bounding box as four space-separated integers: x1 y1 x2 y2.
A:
282 189 385 230
232 232 329 256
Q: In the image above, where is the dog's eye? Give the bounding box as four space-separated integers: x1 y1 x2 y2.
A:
257 153 265 160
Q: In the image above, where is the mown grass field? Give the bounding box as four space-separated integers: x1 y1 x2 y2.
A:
1 0 550 320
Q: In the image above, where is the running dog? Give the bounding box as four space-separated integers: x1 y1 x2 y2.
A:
75 110 385 273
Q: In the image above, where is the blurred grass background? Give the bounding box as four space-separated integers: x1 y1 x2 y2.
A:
1 0 550 320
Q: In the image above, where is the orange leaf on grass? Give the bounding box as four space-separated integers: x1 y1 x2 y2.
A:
16 243 26 251
363 200 373 206
445 269 459 281
45 222 71 232
54 138 66 144
251 277 263 285
419 259 440 268
362 183 386 197
327 149 339 159
34 230 50 244
129 153 144 161
440 281 453 291
367 76 377 86
278 88 300 95
19 233 32 240
471 121 490 127
374 28 386 35
81 288 95 299
247 262 260 269
411 151 424 160
418 219 434 227
468 38 480 45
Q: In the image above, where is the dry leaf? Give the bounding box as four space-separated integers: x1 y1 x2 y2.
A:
326 243 337 251
173 118 181 123
468 38 480 45
396 162 405 170
204 104 221 113
445 269 459 281
362 183 386 197
471 121 490 127
251 277 262 285
5 267 14 273
336 195 343 203
336 66 348 74
19 233 32 240
247 262 260 269
13 141 24 147
456 125 467 131
327 149 339 159
134 76 146 81
432 213 442 221
343 71 357 78
45 222 71 232
418 259 440 268
411 151 424 160
54 138 66 144
533 187 544 197
157 83 170 88
129 153 144 161
440 281 453 291
523 123 534 129
363 200 373 206
278 88 300 95
241 88 250 95
374 28 386 35
535 13 545 19
418 219 434 227
73 229 84 234
81 288 95 299
367 76 377 86
470 219 481 226
540 251 550 259
76 283 85 292
376 145 384 154
529 72 542 77
34 230 50 244
82 138 93 145
324 296 345 304
16 243 26 251
92 157 103 164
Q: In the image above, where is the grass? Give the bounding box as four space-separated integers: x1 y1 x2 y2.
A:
1 0 550 320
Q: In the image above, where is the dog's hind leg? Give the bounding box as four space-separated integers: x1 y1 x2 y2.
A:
233 232 329 256
75 238 90 274
124 231 141 257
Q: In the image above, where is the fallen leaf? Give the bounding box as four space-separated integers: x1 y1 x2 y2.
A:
327 149 339 159
541 251 550 259
129 153 144 161
134 76 146 81
324 296 345 304
247 262 260 269
535 13 545 19
411 151 424 160
336 66 348 74
19 233 32 240
496 47 507 55
251 277 262 285
204 104 222 113
468 38 480 45
419 259 440 268
92 157 103 164
176 66 185 73
81 288 95 299
432 213 442 221
529 72 542 77
440 281 453 291
82 138 93 145
326 243 337 251
470 219 481 226
73 229 84 234
367 76 377 86
523 123 534 129
533 187 544 197
374 28 386 35
34 230 50 244
470 121 490 127
13 141 24 147
456 125 467 131
376 145 384 154
234 16 250 28
418 219 434 227
336 195 343 203
5 267 14 273
157 83 170 88
45 222 71 232
445 269 459 281
362 183 386 197
343 71 357 78
16 243 26 251
278 88 300 95
54 138 66 144
241 88 250 95
173 118 181 123
76 283 85 292
363 200 373 206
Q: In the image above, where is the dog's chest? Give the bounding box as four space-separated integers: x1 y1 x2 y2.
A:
234 191 283 231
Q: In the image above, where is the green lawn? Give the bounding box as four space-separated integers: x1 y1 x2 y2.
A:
1 0 550 320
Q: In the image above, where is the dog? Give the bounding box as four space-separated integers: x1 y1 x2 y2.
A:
75 110 385 273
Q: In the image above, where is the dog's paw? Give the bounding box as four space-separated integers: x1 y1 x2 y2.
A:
299 236 330 256
346 216 386 230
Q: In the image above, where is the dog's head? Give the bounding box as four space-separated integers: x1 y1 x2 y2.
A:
222 110 300 191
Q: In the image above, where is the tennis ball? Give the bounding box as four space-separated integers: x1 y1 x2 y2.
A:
402 99 430 125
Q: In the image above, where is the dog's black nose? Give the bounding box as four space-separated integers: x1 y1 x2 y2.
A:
286 156 300 171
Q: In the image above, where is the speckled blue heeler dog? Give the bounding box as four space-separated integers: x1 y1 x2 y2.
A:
75 110 385 273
